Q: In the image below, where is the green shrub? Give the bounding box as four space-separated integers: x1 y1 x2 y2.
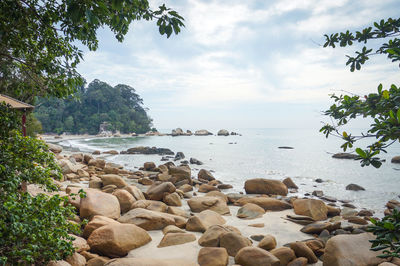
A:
0 103 82 264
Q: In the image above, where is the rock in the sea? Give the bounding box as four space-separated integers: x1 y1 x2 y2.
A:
217 129 229 136
289 241 318 263
187 196 230 215
244 178 288 196
118 208 185 230
80 190 120 220
234 247 280 266
146 182 176 201
392 156 400 164
198 247 229 266
278 146 294 149
270 247 296 266
158 232 196 247
237 203 266 219
332 152 358 159
345 183 365 191
174 152 185 161
104 258 197 266
124 146 174 155
323 233 385 265
190 157 203 165
219 232 252 256
186 210 226 232
258 235 277 251
87 223 151 257
293 198 327 221
198 169 215 181
194 129 213 136
283 177 298 189
143 162 156 171
235 197 292 211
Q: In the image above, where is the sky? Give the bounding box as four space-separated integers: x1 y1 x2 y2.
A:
77 0 400 130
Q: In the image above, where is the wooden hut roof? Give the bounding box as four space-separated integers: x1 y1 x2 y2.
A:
0 94 34 110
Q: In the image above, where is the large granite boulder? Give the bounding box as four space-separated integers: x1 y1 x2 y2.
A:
219 232 252 256
157 232 196 247
124 185 145 201
323 233 385 265
80 190 120 219
87 223 151 257
198 225 231 247
118 208 186 230
186 210 226 232
244 178 288 196
169 165 191 184
131 200 168 213
217 129 229 136
289 241 318 264
237 203 266 219
293 198 327 221
194 129 212 136
258 235 277 251
146 182 176 201
82 215 120 238
235 197 292 211
198 169 215 181
270 247 296 266
198 247 229 266
48 143 63 154
100 174 127 188
235 247 280 266
187 197 230 215
112 189 135 213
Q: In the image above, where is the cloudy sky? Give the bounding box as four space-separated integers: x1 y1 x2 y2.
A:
77 0 400 130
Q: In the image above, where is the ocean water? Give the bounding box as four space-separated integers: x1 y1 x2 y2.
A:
60 128 400 215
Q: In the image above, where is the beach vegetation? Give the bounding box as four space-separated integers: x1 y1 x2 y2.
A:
321 17 400 259
320 17 400 168
0 103 85 264
35 79 153 134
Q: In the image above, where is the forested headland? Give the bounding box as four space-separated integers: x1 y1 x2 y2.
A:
35 79 153 135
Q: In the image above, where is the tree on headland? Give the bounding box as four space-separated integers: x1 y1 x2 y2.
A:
35 79 153 134
0 0 184 102
320 18 400 168
0 1 184 264
321 18 400 259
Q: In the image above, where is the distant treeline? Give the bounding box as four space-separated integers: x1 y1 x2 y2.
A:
35 79 153 134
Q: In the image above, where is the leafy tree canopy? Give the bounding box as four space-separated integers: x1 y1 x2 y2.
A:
0 103 83 264
320 17 400 168
0 0 184 102
35 79 153 134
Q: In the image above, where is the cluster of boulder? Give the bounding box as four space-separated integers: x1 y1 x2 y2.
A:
169 128 241 137
43 143 400 266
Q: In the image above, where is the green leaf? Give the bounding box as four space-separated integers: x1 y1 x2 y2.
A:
355 148 366 158
382 90 390 99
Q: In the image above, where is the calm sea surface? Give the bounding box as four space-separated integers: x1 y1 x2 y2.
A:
60 128 400 215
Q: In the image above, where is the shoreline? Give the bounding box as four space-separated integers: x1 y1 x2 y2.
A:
35 141 399 265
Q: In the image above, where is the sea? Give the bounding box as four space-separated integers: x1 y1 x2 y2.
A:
59 128 400 216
